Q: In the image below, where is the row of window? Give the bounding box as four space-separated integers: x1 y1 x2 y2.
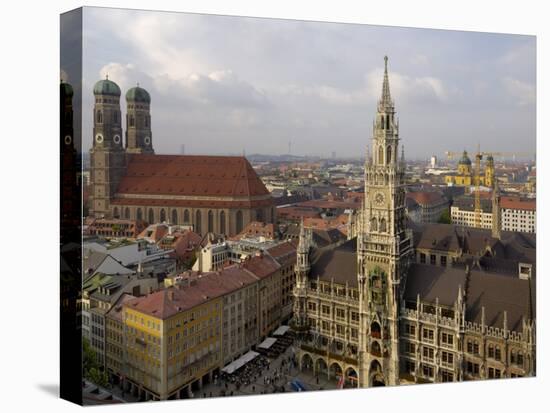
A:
308 282 360 299
419 253 447 266
308 302 360 322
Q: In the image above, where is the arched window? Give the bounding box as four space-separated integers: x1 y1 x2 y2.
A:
488 344 495 358
113 207 119 218
96 110 103 124
386 114 390 129
208 210 214 233
124 207 130 219
183 209 190 224
370 322 381 339
148 209 154 224
381 115 385 130
387 146 392 164
160 209 166 223
370 217 378 232
510 350 517 364
256 209 264 222
136 208 143 221
129 115 135 127
371 341 381 357
379 218 387 233
195 210 202 234
236 210 244 234
171 209 178 224
378 146 384 164
219 211 226 235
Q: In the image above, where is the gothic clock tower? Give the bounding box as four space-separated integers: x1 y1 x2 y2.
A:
357 56 414 387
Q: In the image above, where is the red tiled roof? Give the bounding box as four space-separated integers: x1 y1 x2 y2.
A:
266 240 297 258
276 207 321 219
406 191 445 205
500 197 536 211
266 241 297 266
296 199 360 209
116 154 270 198
125 265 258 319
242 254 280 279
110 197 273 208
231 221 275 240
137 224 169 242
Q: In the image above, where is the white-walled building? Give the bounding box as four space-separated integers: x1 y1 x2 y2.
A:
501 197 536 233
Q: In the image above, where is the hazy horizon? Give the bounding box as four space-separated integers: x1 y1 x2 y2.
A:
69 7 536 159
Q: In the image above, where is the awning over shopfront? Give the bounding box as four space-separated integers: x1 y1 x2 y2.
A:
221 350 260 374
257 337 277 349
273 325 290 336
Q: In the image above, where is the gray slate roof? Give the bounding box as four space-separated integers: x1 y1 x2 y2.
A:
309 238 357 287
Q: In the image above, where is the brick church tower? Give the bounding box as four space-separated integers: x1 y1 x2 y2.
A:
125 84 154 154
89 76 126 218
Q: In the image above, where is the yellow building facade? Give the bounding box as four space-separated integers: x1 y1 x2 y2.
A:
123 288 223 401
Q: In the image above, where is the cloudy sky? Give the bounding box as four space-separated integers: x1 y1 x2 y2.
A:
78 7 536 159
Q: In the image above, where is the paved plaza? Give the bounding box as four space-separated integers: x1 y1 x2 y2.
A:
195 346 342 399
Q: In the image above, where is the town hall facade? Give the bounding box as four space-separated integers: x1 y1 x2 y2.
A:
292 57 536 387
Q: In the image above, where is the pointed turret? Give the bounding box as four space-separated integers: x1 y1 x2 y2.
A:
379 55 393 111
297 218 310 272
293 218 310 330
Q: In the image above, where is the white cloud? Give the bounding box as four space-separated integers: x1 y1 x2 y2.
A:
97 63 269 109
81 8 535 158
367 68 449 103
501 77 535 106
410 54 429 66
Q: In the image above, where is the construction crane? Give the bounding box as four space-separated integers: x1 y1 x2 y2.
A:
445 148 530 228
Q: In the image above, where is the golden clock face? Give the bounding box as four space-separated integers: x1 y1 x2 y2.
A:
375 192 385 205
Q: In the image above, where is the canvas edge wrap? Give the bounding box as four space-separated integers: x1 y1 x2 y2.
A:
60 7 83 406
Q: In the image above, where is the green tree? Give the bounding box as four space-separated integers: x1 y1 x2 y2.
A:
438 208 451 224
83 337 109 388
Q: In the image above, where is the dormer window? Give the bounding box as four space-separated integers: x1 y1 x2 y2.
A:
519 263 532 280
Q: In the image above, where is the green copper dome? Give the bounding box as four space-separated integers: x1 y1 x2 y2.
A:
126 85 151 103
458 150 472 165
93 78 121 96
60 81 74 97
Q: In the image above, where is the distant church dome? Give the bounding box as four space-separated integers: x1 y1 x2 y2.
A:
60 81 74 97
486 154 494 162
458 150 472 166
126 85 151 103
93 77 121 96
